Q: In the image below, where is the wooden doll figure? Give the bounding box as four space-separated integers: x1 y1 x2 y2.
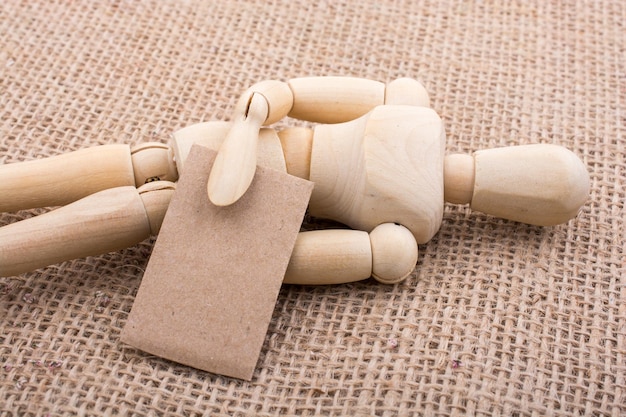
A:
0 77 590 284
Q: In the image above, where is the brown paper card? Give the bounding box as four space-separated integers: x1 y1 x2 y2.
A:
121 144 313 380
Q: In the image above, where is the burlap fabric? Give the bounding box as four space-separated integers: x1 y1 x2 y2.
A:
0 1 624 416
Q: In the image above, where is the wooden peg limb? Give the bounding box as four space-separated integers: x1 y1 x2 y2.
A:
444 144 590 225
286 77 429 124
0 142 178 213
207 92 269 206
287 76 385 124
0 181 175 277
0 144 136 213
283 222 418 285
205 80 294 206
283 229 372 285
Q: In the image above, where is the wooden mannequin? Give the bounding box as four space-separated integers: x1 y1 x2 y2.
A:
0 77 590 283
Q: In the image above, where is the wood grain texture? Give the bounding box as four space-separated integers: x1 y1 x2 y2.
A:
171 121 286 174
369 223 418 284
283 229 372 285
0 144 135 212
471 144 590 225
277 127 313 180
0 186 151 276
309 105 445 244
288 76 385 124
207 93 269 206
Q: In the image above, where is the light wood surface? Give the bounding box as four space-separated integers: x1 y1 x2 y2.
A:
170 121 286 174
131 142 179 185
283 229 373 285
0 186 154 277
369 223 418 284
385 77 430 107
277 127 314 180
308 104 446 244
0 144 136 212
287 76 385 124
137 181 177 235
284 223 418 285
207 92 269 206
444 153 475 205
470 144 590 226
0 143 589 278
0 76 591 279
238 80 293 125
1 185 419 284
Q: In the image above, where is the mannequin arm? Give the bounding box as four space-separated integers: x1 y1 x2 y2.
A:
0 77 427 212
0 143 177 213
207 77 430 206
444 144 590 226
0 180 417 285
0 182 174 277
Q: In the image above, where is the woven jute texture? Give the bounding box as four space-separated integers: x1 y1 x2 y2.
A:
1 1 624 416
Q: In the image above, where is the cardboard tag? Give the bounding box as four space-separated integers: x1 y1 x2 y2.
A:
121 144 313 380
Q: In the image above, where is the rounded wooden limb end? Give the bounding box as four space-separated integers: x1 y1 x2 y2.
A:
471 144 590 226
369 223 418 285
240 80 293 125
385 78 430 107
207 93 269 206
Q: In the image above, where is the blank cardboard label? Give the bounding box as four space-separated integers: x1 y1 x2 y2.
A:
121 145 313 380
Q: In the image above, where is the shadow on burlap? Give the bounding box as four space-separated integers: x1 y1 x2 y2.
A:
0 1 624 416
